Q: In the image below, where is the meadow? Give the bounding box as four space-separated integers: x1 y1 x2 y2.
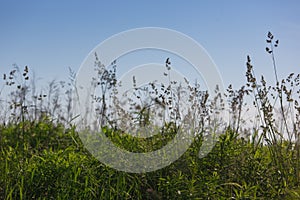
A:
0 32 299 199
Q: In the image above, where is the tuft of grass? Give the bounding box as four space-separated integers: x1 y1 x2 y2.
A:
0 32 299 199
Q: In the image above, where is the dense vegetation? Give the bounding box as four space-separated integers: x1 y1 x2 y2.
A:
0 32 299 199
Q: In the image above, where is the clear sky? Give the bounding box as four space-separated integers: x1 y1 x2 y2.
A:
0 0 300 89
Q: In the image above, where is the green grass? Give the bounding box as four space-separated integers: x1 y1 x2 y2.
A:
0 32 299 199
0 122 299 199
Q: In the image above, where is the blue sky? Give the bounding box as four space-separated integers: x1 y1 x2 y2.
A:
0 0 300 89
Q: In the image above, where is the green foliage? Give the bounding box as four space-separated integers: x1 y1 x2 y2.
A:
0 32 299 199
1 124 299 199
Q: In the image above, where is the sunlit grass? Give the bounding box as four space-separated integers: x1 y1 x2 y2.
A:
0 32 299 199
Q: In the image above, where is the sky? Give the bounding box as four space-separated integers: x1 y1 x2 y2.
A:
0 0 300 90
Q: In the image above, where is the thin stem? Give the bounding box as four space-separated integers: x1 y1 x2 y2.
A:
270 41 291 140
270 43 279 85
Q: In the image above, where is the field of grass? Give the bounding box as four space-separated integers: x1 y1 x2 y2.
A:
0 32 299 199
